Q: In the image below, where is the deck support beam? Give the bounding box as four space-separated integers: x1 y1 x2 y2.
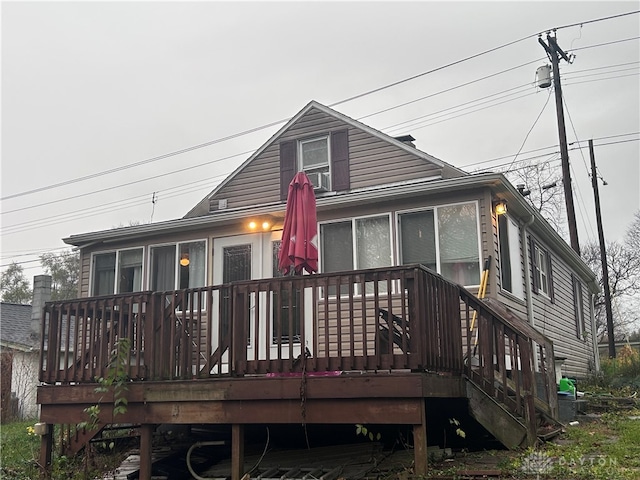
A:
231 424 245 480
140 424 154 480
413 399 427 476
38 423 53 479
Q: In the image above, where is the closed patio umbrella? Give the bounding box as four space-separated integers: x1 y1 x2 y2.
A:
278 172 318 275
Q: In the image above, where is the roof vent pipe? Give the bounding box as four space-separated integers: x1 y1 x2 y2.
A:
393 135 416 148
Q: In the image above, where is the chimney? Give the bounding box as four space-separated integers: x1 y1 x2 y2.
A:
30 275 52 341
393 135 416 148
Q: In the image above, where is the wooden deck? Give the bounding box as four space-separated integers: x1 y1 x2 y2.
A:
37 265 558 479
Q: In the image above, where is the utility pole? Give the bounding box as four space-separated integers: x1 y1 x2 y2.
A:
589 139 616 358
539 32 580 255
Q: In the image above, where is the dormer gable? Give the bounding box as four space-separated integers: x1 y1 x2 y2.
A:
185 101 467 218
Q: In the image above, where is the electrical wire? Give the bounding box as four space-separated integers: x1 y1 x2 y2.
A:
546 10 640 33
568 36 640 53
561 93 599 240
356 57 546 121
1 150 253 215
4 12 637 202
504 88 553 173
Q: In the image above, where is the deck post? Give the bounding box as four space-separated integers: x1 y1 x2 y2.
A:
38 423 53 479
231 424 245 480
413 398 428 476
139 424 154 480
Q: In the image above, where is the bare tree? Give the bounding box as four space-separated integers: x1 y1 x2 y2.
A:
499 159 567 238
582 233 640 342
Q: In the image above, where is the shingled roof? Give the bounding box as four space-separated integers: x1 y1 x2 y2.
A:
0 302 37 351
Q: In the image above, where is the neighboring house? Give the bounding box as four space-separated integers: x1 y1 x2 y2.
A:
37 101 599 477
1 276 51 421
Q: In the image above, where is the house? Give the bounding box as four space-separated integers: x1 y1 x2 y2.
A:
1 276 52 421
36 101 599 478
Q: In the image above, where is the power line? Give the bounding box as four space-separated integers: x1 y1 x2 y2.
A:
461 132 639 168
4 12 637 202
504 88 554 172
568 36 640 53
1 150 254 215
356 57 546 121
547 9 640 33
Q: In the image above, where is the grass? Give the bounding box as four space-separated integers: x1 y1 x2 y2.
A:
426 404 640 479
0 419 130 480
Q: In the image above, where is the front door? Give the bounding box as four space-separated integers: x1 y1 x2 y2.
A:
212 232 311 366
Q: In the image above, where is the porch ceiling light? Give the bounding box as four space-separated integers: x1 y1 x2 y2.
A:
494 199 507 216
248 217 273 231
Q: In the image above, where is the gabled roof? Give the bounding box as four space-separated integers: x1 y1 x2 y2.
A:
185 100 467 218
0 302 37 351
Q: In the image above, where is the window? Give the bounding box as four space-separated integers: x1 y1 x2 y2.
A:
272 241 301 343
529 237 554 301
321 215 392 294
92 252 116 296
280 130 349 199
321 215 392 272
91 248 143 296
498 215 524 298
573 275 585 338
399 202 481 286
299 137 329 171
149 241 206 291
533 244 550 296
299 136 330 190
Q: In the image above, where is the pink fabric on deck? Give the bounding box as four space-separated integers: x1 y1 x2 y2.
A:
266 371 342 378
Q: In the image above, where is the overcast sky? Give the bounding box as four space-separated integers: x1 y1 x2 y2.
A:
1 1 639 281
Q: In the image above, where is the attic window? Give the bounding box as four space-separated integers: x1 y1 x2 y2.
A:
299 136 331 190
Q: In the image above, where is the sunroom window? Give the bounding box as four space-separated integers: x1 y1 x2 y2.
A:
149 241 206 291
399 202 481 286
321 215 392 294
91 248 143 296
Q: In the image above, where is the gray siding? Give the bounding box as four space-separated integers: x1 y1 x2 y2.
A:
208 107 445 213
527 233 595 379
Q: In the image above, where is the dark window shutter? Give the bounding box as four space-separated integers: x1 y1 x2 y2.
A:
529 234 538 293
547 250 555 303
331 129 350 191
280 140 296 201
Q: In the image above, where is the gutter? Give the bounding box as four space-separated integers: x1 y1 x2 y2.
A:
62 172 598 291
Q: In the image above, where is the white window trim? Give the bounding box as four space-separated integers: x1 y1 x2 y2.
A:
498 215 524 300
534 244 550 298
395 200 483 288
147 239 208 291
319 213 394 297
89 247 145 296
298 135 331 173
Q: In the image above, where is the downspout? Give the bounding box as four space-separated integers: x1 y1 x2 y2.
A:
521 215 535 328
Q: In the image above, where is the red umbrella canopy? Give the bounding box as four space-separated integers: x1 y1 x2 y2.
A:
278 172 318 275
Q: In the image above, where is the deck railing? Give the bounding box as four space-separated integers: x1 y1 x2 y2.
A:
460 291 558 437
40 266 466 383
39 264 556 427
